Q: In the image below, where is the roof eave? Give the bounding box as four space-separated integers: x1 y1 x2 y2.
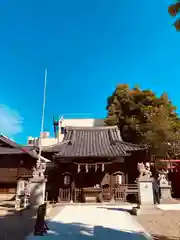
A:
114 140 148 151
54 153 130 159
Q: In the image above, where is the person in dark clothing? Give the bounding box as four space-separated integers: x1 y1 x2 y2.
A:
157 175 161 199
152 177 160 204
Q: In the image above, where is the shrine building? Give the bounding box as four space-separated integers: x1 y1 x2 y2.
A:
42 125 148 203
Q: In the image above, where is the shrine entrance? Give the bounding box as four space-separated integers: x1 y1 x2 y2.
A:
58 172 72 202
56 163 139 203
57 185 139 203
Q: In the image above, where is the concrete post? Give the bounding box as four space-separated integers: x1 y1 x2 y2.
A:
160 184 172 201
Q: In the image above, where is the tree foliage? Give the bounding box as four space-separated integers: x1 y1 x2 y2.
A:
168 1 180 31
105 84 180 159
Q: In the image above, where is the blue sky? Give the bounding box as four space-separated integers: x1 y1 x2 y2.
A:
0 0 179 144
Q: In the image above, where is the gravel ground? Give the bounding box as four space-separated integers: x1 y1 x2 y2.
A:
135 211 180 240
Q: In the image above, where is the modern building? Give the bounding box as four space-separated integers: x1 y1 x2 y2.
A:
27 118 105 147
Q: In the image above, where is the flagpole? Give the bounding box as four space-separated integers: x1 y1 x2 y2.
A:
38 69 47 166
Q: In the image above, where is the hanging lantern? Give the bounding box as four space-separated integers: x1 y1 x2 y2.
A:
20 160 24 165
78 164 80 173
95 164 97 172
102 164 104 172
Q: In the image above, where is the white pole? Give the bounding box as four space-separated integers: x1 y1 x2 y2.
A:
38 69 47 164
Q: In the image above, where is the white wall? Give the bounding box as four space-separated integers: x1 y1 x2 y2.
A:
60 118 105 127
27 137 58 146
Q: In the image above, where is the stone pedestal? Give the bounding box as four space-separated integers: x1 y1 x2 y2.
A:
132 178 161 215
29 177 47 207
138 180 154 205
160 182 172 202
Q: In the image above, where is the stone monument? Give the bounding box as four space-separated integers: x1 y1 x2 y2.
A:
132 162 161 215
29 159 47 208
158 169 172 202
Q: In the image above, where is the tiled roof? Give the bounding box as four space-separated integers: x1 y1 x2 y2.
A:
0 135 34 150
0 135 21 148
0 147 28 154
43 126 147 158
0 135 37 157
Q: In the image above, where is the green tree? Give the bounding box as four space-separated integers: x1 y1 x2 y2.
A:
105 84 180 159
168 1 180 31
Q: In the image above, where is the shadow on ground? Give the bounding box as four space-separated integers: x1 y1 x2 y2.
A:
0 184 41 240
28 220 149 240
0 206 36 240
0 202 17 208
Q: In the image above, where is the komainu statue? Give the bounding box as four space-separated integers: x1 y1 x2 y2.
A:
137 162 152 181
158 169 169 186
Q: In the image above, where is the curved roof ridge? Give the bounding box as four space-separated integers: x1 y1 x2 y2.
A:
65 126 118 130
115 140 148 148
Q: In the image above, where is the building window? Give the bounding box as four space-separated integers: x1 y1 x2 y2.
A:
64 175 70 185
28 140 33 145
116 175 122 185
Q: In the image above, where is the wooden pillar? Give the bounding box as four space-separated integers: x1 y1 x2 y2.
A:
17 159 20 180
110 173 115 202
70 179 75 203
125 173 128 184
124 159 128 184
